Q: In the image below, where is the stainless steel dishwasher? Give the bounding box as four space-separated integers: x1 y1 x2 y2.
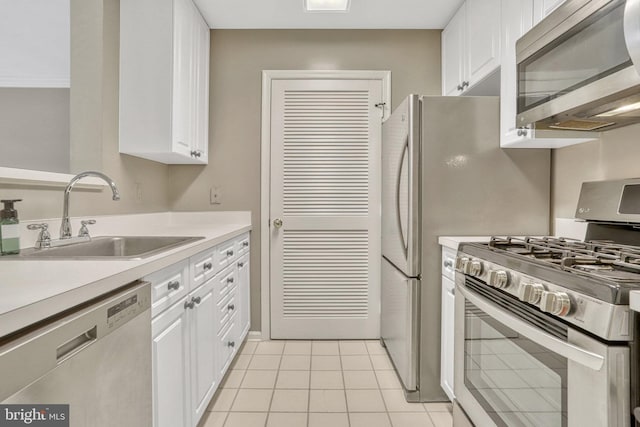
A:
0 281 152 426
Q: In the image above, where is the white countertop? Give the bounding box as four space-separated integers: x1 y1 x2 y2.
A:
438 236 492 250
0 211 251 338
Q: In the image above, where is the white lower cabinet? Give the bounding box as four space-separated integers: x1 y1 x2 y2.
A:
189 279 217 424
152 296 190 427
440 246 457 401
236 253 251 340
150 232 251 427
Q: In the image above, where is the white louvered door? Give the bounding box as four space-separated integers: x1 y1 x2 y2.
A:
270 78 382 339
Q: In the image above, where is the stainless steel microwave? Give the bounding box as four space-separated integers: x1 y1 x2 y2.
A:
516 0 640 131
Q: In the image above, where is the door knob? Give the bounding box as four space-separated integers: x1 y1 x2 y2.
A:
273 218 283 229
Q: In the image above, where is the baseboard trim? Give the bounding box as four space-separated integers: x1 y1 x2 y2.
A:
247 331 263 341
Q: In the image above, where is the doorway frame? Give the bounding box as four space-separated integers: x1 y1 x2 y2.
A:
260 69 391 340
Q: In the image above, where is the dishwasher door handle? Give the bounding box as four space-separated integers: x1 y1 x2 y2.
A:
56 326 97 363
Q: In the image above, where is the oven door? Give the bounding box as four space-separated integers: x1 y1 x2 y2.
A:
454 274 630 427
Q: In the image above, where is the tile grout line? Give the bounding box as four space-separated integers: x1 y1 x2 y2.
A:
223 342 255 427
264 341 284 427
365 340 393 426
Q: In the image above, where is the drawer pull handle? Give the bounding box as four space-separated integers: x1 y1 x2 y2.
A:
227 277 235 284
242 241 249 247
444 260 453 268
204 262 213 271
226 250 234 257
184 300 195 310
227 341 235 348
238 262 244 268
228 304 235 311
167 280 180 291
192 296 202 305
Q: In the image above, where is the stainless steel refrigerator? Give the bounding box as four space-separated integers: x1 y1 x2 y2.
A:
380 95 551 402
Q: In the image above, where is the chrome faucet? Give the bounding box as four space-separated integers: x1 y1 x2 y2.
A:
60 171 120 239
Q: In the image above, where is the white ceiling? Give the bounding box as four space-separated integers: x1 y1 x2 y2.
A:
193 0 464 29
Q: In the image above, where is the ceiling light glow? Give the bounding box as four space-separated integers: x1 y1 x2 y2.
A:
304 0 351 12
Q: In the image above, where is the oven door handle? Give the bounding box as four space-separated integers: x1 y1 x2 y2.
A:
459 285 605 371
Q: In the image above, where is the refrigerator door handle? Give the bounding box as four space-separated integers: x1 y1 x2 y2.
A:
396 139 409 256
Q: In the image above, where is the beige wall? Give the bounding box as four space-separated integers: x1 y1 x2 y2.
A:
0 0 170 221
552 123 640 223
169 29 443 331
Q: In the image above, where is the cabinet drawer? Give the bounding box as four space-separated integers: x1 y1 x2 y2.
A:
214 265 237 303
217 292 237 335
442 246 457 281
235 233 250 257
217 312 237 375
191 249 215 289
147 259 190 317
214 240 236 271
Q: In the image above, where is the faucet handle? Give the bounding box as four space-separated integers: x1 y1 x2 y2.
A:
78 219 96 238
27 224 51 248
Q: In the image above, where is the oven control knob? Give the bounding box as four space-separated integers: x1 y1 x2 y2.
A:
488 270 510 288
518 283 545 304
455 256 469 272
540 291 571 316
465 260 483 277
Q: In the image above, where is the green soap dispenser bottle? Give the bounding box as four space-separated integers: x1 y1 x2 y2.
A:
0 199 22 255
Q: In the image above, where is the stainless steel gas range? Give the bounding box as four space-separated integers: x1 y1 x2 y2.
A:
454 178 640 427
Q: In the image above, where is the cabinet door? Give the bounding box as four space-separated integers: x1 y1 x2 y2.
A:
440 276 455 401
189 280 218 426
442 4 466 96
236 253 250 340
191 7 210 163
466 0 501 87
534 0 565 23
172 0 194 158
500 0 534 144
152 297 191 427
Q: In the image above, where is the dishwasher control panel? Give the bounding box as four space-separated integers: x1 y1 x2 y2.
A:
105 282 151 330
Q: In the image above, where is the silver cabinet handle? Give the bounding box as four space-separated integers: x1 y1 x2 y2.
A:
242 241 249 247
517 128 529 137
457 84 463 91
227 277 235 284
226 249 234 256
167 280 180 291
238 262 244 268
184 300 195 310
227 341 235 348
228 304 235 311
204 262 213 271
462 81 469 88
444 260 453 268
192 296 201 305
457 284 604 371
273 218 283 229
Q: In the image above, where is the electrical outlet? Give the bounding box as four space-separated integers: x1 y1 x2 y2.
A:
135 183 143 202
210 186 221 205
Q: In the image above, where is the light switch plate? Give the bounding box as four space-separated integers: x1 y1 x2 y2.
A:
210 186 221 204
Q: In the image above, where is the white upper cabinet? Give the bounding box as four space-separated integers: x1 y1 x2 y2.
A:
441 0 501 96
442 4 467 96
499 0 598 148
119 0 210 164
534 0 566 23
466 0 502 88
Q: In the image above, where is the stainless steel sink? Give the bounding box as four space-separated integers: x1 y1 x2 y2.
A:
16 236 205 260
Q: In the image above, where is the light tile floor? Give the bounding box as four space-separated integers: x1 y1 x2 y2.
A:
199 340 453 427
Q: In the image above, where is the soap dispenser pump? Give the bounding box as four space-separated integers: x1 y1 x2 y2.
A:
0 199 22 255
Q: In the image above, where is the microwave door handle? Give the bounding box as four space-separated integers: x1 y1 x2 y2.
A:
458 285 605 371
